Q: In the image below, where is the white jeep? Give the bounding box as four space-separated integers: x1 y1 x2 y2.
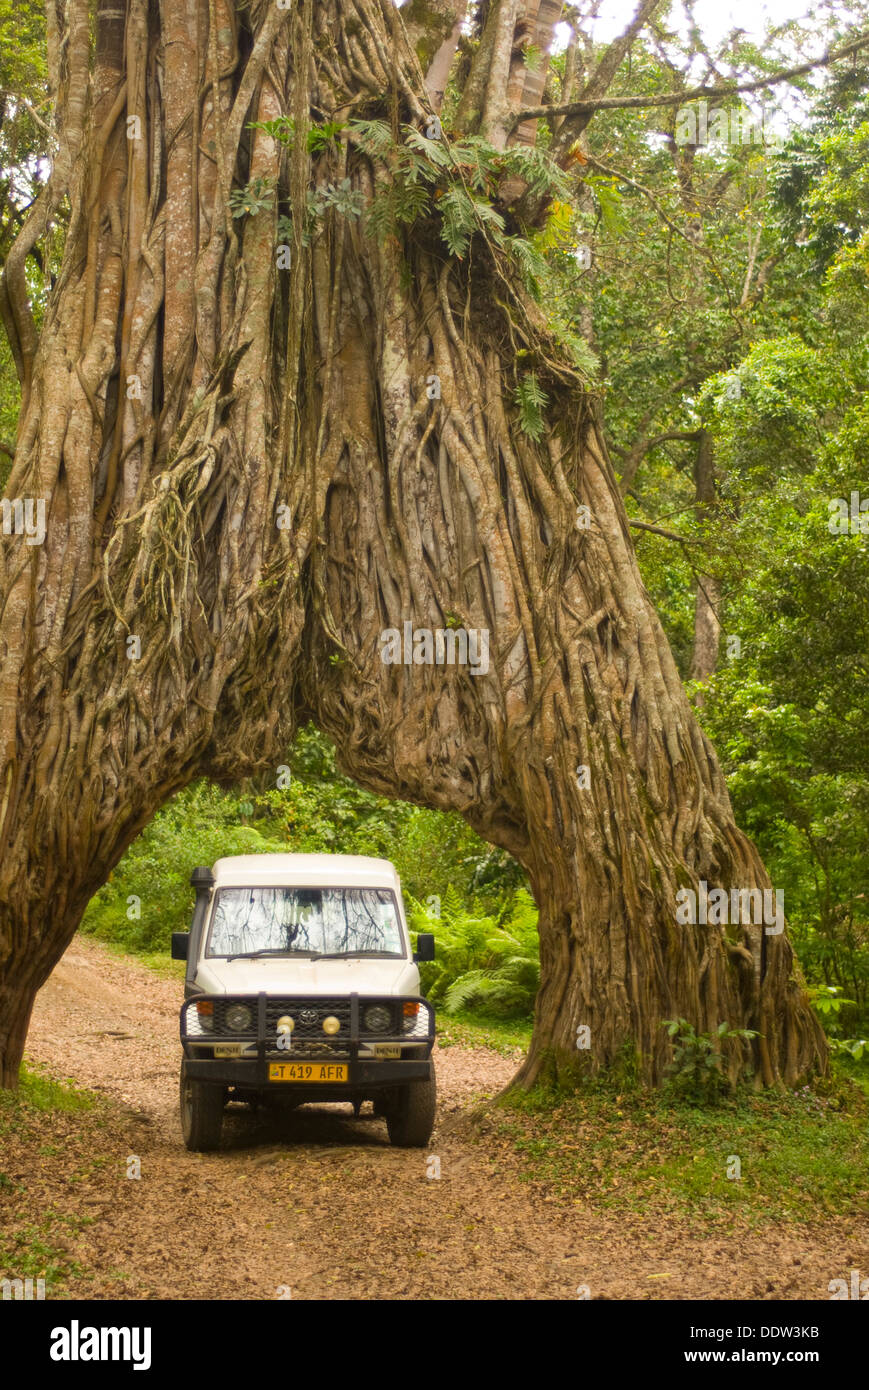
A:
172 854 436 1151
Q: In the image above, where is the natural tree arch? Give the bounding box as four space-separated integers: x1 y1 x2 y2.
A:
0 0 832 1088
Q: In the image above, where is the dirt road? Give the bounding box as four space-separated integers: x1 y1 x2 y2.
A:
11 936 865 1299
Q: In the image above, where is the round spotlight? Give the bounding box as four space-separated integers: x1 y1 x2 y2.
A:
322 1015 341 1035
226 1003 252 1032
363 1005 392 1033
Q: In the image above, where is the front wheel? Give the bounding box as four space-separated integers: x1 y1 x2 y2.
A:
180 1070 224 1152
385 1064 436 1147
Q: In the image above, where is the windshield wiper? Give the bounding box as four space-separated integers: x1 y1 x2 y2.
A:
223 948 310 962
222 948 398 962
306 950 396 960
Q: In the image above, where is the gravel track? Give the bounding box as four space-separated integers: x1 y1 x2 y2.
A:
12 936 866 1301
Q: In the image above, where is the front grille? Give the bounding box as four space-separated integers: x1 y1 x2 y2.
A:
184 996 428 1042
265 998 353 1038
269 1040 350 1059
207 998 400 1038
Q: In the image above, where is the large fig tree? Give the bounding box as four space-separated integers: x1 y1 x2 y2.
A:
0 0 834 1088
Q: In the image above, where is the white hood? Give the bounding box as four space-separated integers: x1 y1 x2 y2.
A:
194 954 420 997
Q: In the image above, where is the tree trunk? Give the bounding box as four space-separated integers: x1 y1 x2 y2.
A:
0 0 826 1088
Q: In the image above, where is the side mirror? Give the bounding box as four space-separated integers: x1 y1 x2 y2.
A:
414 932 435 963
171 932 189 961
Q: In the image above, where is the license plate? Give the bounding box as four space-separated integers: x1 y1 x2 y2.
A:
268 1062 348 1083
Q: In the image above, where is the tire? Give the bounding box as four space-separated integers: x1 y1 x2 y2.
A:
385 1064 436 1147
180 1069 224 1151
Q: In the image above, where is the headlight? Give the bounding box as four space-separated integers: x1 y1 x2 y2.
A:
363 1004 392 1033
226 1003 252 1032
322 1015 340 1035
403 1001 419 1033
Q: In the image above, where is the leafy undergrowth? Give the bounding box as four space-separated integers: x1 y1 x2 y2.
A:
93 936 186 981
0 1064 104 1294
435 1010 532 1056
0 1061 97 1117
487 1066 869 1229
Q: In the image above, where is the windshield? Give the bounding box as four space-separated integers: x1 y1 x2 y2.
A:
206 886 404 959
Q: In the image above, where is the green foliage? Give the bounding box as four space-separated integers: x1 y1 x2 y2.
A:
808 987 868 1062
696 400 869 1026
505 234 548 301
809 983 856 1018
496 1067 869 1225
583 174 628 236
307 121 347 154
0 1064 95 1117
768 75 869 284
307 178 366 223
409 888 539 1018
81 727 529 963
437 186 504 258
662 1019 759 1105
228 176 275 218
513 373 549 441
80 782 286 952
698 336 839 479
597 66 869 1049
347 120 567 283
248 116 346 155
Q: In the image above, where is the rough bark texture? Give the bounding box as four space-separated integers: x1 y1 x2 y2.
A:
0 0 826 1089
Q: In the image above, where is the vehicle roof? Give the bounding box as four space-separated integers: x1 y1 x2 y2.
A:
210 853 402 891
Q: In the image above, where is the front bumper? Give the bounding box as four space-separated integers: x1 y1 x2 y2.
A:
180 991 435 1092
181 1056 433 1090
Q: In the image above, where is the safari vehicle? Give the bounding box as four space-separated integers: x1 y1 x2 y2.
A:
172 854 436 1152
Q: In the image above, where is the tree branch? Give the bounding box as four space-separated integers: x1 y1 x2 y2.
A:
628 518 699 542
512 30 869 125
622 522 697 542
547 0 663 159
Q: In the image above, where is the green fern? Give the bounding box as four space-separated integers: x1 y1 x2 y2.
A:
252 115 577 317
439 187 504 257
504 235 547 300
560 329 600 379
444 955 540 1016
409 888 540 1019
514 373 549 441
366 176 430 244
403 124 452 168
497 145 570 201
347 118 395 159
